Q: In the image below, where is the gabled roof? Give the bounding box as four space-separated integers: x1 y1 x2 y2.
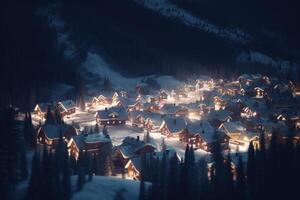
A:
71 133 111 151
187 120 216 143
118 136 155 159
57 100 76 111
160 104 187 115
35 103 52 113
96 106 128 120
219 121 245 134
39 124 76 140
160 117 187 134
207 110 232 122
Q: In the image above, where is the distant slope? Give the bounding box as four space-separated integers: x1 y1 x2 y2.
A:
134 0 252 44
72 176 141 200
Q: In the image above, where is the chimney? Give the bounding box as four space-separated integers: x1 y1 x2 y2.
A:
136 136 140 141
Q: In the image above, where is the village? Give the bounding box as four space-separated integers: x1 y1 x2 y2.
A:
32 74 300 180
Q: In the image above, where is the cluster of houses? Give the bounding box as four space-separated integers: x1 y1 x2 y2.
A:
33 74 300 180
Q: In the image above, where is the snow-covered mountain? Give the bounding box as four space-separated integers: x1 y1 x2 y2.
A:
134 0 252 44
39 0 299 93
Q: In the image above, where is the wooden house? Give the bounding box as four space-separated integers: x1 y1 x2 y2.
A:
207 110 232 128
95 105 128 126
159 90 168 100
219 121 246 141
187 120 229 151
160 103 188 117
113 136 155 167
160 117 188 142
37 124 77 148
125 149 178 180
143 102 160 112
68 133 112 160
33 103 52 118
55 100 76 117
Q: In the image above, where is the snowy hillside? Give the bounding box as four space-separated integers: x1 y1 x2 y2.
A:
236 51 299 74
72 176 142 200
39 4 183 93
134 0 252 44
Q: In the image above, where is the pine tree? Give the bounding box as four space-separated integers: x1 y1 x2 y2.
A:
235 155 246 200
144 131 151 143
247 141 255 199
197 158 210 200
166 153 179 200
94 123 100 133
161 137 167 152
26 151 41 200
139 160 146 200
24 112 35 147
45 106 55 125
62 156 72 200
102 125 109 137
77 166 86 191
55 109 63 125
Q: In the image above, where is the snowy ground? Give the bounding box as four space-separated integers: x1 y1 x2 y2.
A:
71 176 143 200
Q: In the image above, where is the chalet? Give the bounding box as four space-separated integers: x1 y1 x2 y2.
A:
117 96 136 110
37 124 77 147
95 106 128 126
254 87 266 98
143 102 160 112
221 82 240 96
98 95 109 105
207 110 232 128
159 90 168 100
160 103 188 116
214 96 227 110
144 113 164 131
89 97 100 107
55 100 76 117
111 92 120 105
68 133 111 160
128 111 146 126
114 136 155 166
187 120 229 151
219 121 245 140
33 103 52 118
125 149 178 180
160 117 188 141
238 74 254 85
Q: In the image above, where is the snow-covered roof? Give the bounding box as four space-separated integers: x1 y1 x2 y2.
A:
40 124 76 140
35 102 52 112
72 133 111 151
57 100 76 111
160 103 187 115
160 116 187 134
207 110 232 122
219 121 245 134
187 120 216 143
96 106 128 120
118 136 155 159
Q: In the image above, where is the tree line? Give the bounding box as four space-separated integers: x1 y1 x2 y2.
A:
138 131 300 200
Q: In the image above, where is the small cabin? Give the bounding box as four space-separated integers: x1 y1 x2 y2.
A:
55 100 76 117
33 103 52 118
114 136 155 167
95 106 128 126
160 117 188 142
187 120 229 151
68 133 112 160
37 124 77 148
218 121 248 143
